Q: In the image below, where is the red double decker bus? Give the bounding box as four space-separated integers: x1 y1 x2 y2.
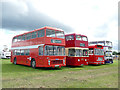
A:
65 33 89 66
88 45 104 65
11 27 66 68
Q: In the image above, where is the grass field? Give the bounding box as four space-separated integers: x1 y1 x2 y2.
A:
1 59 119 88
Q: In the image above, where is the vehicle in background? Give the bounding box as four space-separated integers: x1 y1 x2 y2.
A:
0 51 11 59
11 26 66 68
88 45 104 65
65 33 89 66
89 41 113 64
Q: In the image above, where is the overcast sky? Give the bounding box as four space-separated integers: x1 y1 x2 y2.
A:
0 0 119 52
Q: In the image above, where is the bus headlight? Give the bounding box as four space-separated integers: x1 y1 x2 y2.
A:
78 59 80 61
63 60 65 64
85 59 87 61
48 60 50 65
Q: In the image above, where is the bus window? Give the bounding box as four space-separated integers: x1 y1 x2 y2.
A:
83 49 88 56
18 36 21 41
65 35 74 41
89 48 93 54
46 29 55 37
13 50 17 55
32 32 37 39
25 49 30 56
45 45 65 56
94 49 104 55
57 46 65 56
22 35 25 41
38 29 45 37
82 36 88 41
13 37 17 42
68 49 75 56
76 35 82 40
39 46 43 55
26 33 31 40
21 50 24 55
45 45 54 56
56 31 65 39
16 50 20 55
76 49 83 56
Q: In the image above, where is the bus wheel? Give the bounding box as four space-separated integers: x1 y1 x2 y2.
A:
31 60 36 69
14 58 17 65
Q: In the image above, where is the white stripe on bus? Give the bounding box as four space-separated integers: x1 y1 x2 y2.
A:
11 44 44 50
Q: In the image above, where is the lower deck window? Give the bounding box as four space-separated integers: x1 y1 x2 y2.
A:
39 46 43 55
25 49 30 55
45 45 65 56
68 49 88 57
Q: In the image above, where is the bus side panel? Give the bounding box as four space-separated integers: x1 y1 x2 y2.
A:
10 50 13 63
75 40 88 48
88 55 94 64
65 40 75 47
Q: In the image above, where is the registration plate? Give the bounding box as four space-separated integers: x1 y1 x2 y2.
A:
55 65 59 67
81 64 84 66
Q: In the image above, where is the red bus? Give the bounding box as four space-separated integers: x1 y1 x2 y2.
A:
65 33 89 66
11 26 66 68
88 45 104 65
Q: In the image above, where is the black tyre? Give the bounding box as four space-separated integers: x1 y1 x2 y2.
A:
31 60 36 69
14 58 17 65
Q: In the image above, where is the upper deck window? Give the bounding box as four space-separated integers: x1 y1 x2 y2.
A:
56 31 65 39
32 32 37 39
76 35 82 40
22 35 25 41
17 36 21 41
38 29 45 37
65 35 74 41
13 37 17 42
105 42 112 47
46 29 55 37
26 33 31 40
82 36 87 41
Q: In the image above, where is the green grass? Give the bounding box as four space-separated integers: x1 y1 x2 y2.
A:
1 59 118 88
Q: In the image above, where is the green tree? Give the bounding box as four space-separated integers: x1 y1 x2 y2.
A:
112 51 118 55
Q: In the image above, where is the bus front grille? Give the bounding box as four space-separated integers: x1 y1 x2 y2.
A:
51 60 63 64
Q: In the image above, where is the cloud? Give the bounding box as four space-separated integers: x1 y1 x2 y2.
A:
93 24 109 38
2 0 73 32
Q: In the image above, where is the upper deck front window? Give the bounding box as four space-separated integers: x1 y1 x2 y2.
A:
65 35 74 41
82 36 88 41
56 31 65 39
76 35 82 40
38 29 45 37
105 42 112 47
13 37 17 42
46 29 55 37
